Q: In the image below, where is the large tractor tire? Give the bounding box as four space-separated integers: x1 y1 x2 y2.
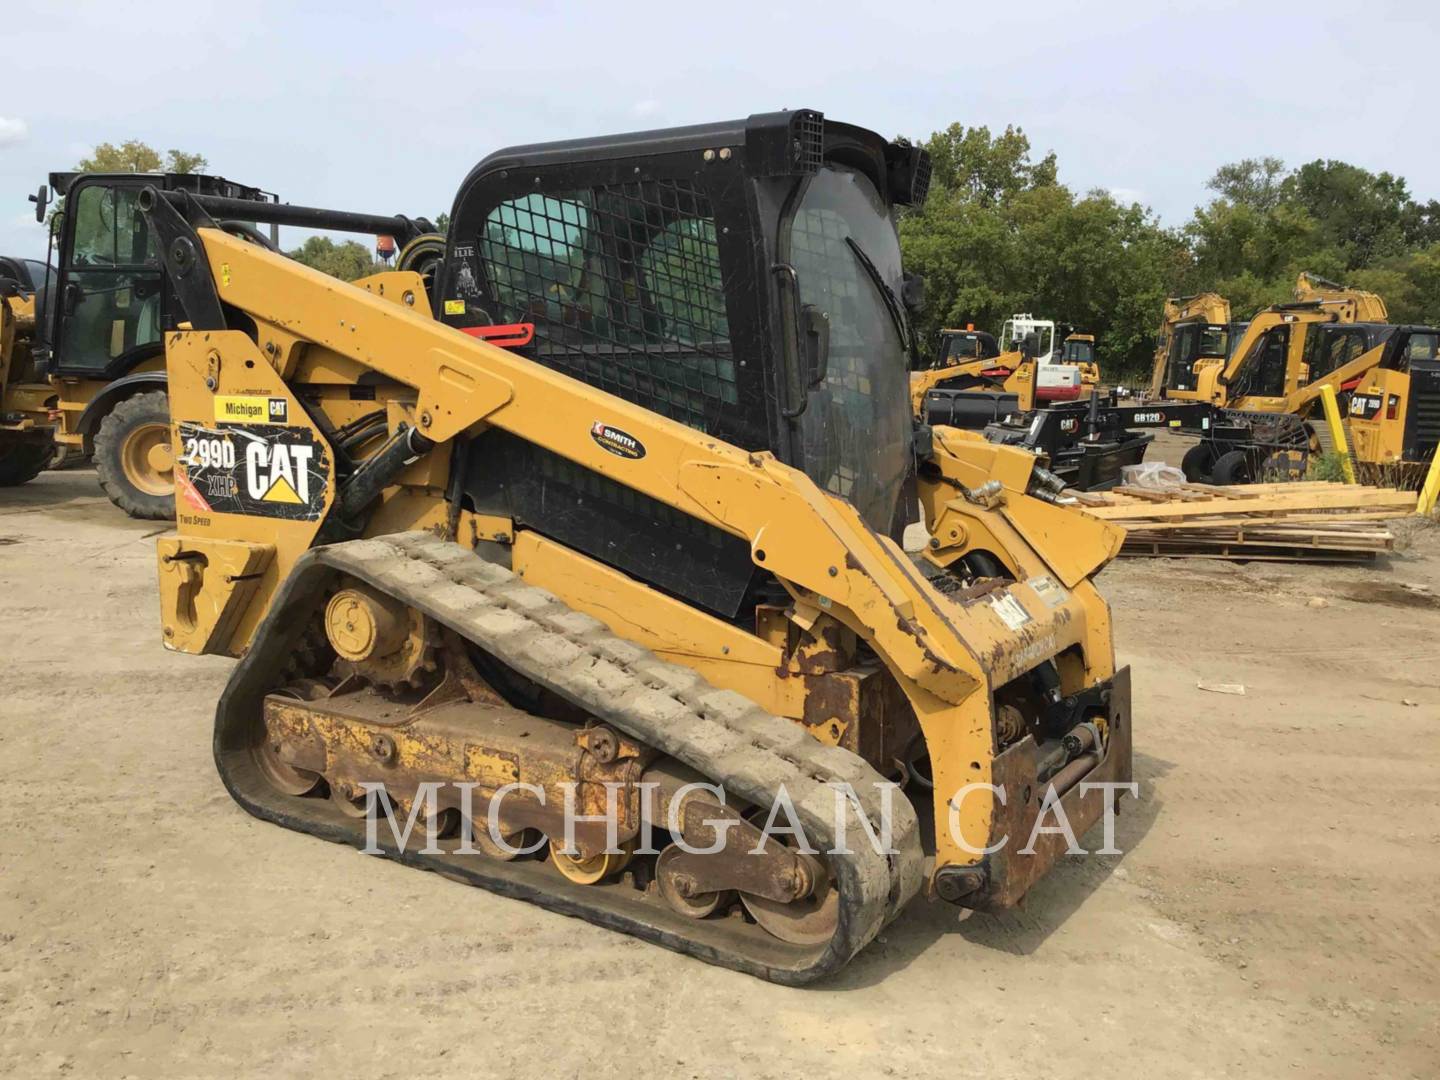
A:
0 434 55 488
93 390 176 520
1209 449 1254 487
1180 443 1216 483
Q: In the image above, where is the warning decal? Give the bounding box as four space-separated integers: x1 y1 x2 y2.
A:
988 591 1033 632
175 421 329 521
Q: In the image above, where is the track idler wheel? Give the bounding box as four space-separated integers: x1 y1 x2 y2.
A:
548 839 633 885
254 682 328 796
656 844 734 919
253 736 323 797
736 825 840 946
470 822 536 862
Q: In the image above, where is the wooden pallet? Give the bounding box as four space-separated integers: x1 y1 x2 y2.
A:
1070 480 1414 561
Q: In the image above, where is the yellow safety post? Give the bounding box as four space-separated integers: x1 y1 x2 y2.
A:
1318 384 1357 485
1418 447 1440 516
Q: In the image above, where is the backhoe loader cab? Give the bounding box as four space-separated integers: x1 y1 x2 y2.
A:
37 170 275 517
149 109 1131 984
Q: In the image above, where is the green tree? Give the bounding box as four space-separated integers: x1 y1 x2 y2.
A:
1206 157 1287 212
900 122 1183 379
288 235 385 280
1282 159 1416 268
76 141 208 175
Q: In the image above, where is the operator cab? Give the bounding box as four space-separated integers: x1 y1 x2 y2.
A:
999 315 1055 364
38 172 275 379
1060 335 1096 367
930 328 1001 368
438 111 929 616
1161 319 1235 394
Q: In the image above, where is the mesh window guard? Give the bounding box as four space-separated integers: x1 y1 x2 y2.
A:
479 180 736 434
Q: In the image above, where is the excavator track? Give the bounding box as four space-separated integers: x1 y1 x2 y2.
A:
213 531 925 984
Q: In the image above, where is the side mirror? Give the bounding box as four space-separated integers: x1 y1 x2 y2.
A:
0 278 20 299
29 184 49 224
800 303 830 388
901 272 925 313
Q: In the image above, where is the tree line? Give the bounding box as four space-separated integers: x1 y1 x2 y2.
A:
899 123 1440 380
59 136 1440 381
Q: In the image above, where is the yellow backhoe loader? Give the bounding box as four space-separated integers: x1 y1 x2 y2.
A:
0 266 58 486
146 110 1131 983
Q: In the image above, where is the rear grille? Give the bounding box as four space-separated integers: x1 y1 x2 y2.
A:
1405 360 1440 461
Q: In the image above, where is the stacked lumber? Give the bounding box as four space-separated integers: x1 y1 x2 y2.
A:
1070 481 1416 561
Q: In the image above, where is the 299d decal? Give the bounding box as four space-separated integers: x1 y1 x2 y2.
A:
175 421 330 521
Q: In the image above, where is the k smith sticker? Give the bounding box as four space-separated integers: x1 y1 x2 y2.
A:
590 421 646 459
176 422 329 521
214 395 289 424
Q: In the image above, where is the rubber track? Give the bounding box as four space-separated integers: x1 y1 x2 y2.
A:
213 532 925 984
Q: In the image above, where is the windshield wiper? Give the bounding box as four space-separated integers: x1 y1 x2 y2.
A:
845 236 910 352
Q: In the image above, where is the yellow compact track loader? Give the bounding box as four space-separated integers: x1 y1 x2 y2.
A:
912 320 1084 427
147 110 1132 983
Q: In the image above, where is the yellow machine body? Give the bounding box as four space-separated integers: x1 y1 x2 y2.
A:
150 121 1132 982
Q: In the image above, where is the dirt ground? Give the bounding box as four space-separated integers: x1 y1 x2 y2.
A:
2 465 1438 1079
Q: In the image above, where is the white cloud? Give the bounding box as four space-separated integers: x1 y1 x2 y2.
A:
0 116 28 147
1108 186 1145 205
632 99 661 117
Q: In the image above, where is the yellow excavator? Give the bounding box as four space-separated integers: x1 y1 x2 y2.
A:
146 110 1131 984
1149 275 1440 482
1148 291 1238 399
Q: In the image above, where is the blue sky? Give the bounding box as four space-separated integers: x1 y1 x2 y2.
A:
4 0 1437 259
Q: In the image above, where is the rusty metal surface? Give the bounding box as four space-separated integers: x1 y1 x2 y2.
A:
664 804 813 904
961 665 1133 911
216 532 925 984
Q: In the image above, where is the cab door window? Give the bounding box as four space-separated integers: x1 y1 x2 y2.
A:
1304 327 1369 381
57 184 163 374
1235 326 1289 398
